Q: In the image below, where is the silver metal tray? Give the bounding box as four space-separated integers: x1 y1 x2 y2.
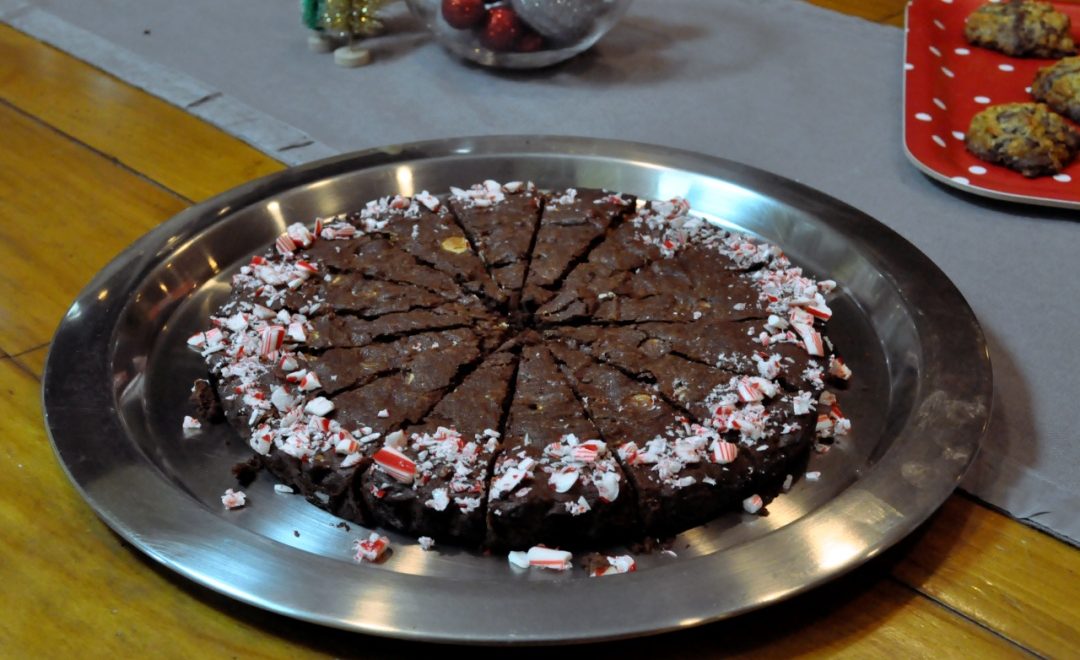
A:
43 136 991 645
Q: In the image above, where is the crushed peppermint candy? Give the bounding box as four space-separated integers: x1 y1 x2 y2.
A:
491 434 622 504
590 555 637 577
273 484 295 494
742 494 764 514
507 550 530 569
182 416 202 431
352 532 391 562
221 488 247 509
418 536 436 551
526 546 573 571
805 471 822 481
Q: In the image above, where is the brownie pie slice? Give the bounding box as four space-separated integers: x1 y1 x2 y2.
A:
350 193 507 306
547 341 758 535
487 343 637 549
590 253 768 323
445 180 544 303
305 302 496 350
360 351 519 543
521 188 635 309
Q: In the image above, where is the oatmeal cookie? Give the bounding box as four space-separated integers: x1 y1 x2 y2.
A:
1033 56 1080 123
965 0 1076 58
966 102 1080 176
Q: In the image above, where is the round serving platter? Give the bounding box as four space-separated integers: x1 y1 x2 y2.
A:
43 136 991 644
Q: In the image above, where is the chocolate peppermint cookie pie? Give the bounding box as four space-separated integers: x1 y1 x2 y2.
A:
188 181 852 550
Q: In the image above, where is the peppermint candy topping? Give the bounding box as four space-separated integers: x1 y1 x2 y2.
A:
353 532 390 562
590 555 637 577
221 488 246 509
373 446 417 483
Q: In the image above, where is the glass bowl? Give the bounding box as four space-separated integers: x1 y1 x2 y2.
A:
405 0 633 69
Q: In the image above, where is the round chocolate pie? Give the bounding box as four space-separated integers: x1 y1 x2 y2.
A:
188 181 851 549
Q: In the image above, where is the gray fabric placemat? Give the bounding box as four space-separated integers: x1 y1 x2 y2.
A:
5 0 1077 543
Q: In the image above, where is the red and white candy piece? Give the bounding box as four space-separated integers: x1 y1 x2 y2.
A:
742 494 763 514
298 371 321 392
415 190 441 211
805 294 832 321
590 555 637 577
526 546 573 571
182 416 202 431
304 396 334 417
550 467 579 493
287 321 307 343
249 431 272 456
221 488 247 509
828 355 852 380
275 234 297 255
270 386 295 412
737 377 764 403
352 532 390 562
710 439 739 464
571 440 603 462
335 433 360 455
373 446 417 483
286 222 314 248
792 322 825 356
593 471 621 502
341 453 363 469
259 325 285 356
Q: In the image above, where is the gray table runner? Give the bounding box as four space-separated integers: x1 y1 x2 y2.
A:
4 0 1077 543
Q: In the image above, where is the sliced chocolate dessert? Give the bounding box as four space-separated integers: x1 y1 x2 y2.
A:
355 193 507 306
521 188 635 309
547 341 759 535
360 351 518 543
445 180 543 303
534 199 701 323
487 343 637 549
302 234 466 303
191 181 851 552
331 330 486 436
551 325 741 422
305 302 496 350
589 255 767 323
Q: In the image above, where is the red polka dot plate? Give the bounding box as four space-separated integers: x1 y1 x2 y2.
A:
904 0 1080 208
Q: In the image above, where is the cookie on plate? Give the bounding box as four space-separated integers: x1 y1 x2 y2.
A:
1033 56 1080 122
966 102 1080 177
964 0 1076 58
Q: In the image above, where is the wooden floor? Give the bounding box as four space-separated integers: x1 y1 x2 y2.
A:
1 2 1078 656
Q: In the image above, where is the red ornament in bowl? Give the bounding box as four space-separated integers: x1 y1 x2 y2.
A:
441 0 486 29
481 7 524 52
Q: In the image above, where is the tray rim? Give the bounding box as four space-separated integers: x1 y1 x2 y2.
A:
42 135 992 644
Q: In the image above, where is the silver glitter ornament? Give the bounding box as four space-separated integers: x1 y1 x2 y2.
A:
510 0 610 42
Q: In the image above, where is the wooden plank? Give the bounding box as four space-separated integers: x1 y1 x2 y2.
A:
0 102 188 354
892 495 1080 658
805 0 908 23
0 341 1028 659
882 11 906 28
0 358 338 658
11 344 49 379
0 24 283 203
